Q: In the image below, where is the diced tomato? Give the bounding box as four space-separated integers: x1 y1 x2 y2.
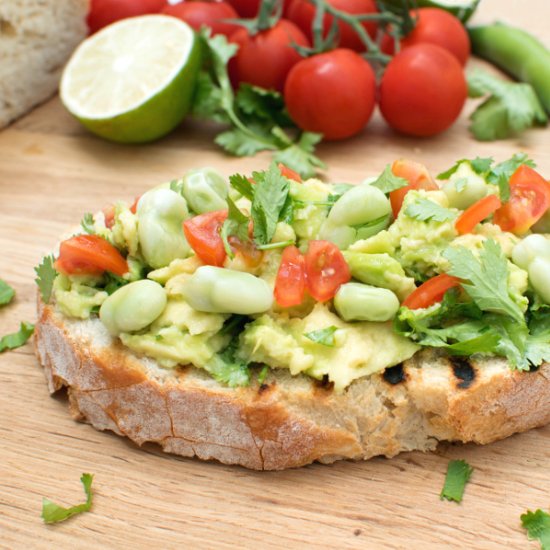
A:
229 236 264 268
274 246 307 307
130 196 141 214
455 194 502 235
493 165 550 235
54 235 128 276
183 210 228 267
304 240 351 302
402 274 461 310
278 163 302 182
103 204 115 229
389 159 438 217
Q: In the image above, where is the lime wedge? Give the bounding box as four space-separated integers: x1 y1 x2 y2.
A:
61 15 201 143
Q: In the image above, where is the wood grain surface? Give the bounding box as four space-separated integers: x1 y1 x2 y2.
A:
1 1 549 548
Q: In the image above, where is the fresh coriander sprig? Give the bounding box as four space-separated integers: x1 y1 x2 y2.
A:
0 322 34 353
521 509 550 550
0 280 15 307
42 473 94 524
35 255 57 304
440 459 473 503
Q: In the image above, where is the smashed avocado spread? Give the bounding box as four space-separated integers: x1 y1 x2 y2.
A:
36 155 550 391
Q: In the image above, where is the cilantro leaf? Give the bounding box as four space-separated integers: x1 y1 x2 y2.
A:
486 153 536 203
440 459 473 503
405 199 456 222
221 197 250 258
305 326 338 346
80 213 95 235
370 164 408 194
273 131 326 180
468 69 547 141
257 365 269 385
521 509 550 550
0 322 34 352
0 280 15 306
235 84 292 127
215 127 273 157
191 72 230 123
443 240 524 324
229 173 254 200
35 255 57 304
437 157 493 180
42 473 94 524
205 340 250 387
251 163 290 245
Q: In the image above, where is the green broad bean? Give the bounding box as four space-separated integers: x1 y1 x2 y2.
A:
137 188 191 269
319 220 357 250
528 257 550 304
99 280 167 336
328 184 391 228
442 162 488 210
182 266 273 314
182 168 228 214
334 283 400 322
511 234 550 270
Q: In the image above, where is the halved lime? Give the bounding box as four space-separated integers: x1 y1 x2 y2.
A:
60 15 201 143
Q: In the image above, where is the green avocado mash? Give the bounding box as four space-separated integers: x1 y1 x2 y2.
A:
48 158 550 391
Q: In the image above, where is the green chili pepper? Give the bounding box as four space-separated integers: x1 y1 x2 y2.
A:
469 23 550 114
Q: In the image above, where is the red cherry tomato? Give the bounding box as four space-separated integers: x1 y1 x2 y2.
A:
229 236 264 268
402 274 461 310
227 0 292 18
55 235 129 276
493 165 550 235
162 2 241 38
383 8 470 65
87 0 165 34
389 159 438 217
287 0 378 51
183 210 228 267
284 48 376 140
229 19 309 92
379 44 467 137
455 194 502 235
274 246 307 307
278 163 302 182
304 240 351 302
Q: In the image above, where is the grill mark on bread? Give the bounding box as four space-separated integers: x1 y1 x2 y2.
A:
383 363 406 385
450 357 476 389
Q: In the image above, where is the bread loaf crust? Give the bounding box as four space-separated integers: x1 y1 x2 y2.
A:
34 297 550 470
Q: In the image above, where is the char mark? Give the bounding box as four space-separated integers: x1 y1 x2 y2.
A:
383 363 406 385
450 356 475 389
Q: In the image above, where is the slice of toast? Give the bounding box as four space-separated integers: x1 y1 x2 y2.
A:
35 296 550 470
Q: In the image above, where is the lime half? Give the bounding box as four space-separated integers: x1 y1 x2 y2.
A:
61 15 201 143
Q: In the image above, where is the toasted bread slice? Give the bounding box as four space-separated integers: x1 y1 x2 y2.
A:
34 296 550 470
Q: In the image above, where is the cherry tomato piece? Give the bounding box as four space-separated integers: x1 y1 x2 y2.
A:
493 165 550 235
278 163 302 182
304 240 351 302
389 159 438 217
229 19 309 92
87 0 165 34
287 0 378 51
274 246 307 307
383 8 470 65
455 194 502 235
284 49 376 140
55 235 129 276
183 210 228 267
229 236 264 268
161 2 241 38
103 205 116 229
379 44 467 137
402 274 461 310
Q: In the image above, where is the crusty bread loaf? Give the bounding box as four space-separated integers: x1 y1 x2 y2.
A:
34 296 550 470
0 0 89 128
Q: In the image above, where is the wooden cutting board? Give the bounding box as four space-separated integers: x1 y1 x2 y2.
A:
1 1 549 548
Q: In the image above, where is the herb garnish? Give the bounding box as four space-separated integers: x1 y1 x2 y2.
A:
42 473 94 524
440 459 473 503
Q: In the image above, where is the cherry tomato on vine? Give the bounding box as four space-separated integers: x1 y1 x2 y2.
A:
183 210 228 267
304 240 351 302
87 0 165 34
287 0 378 52
284 48 376 140
162 2 241 38
493 165 550 235
227 0 293 18
382 8 470 65
274 246 307 307
55 235 129 276
389 159 438 217
402 274 461 310
229 19 309 92
379 44 467 138
455 194 502 235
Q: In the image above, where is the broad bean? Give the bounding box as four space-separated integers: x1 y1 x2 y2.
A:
100 280 167 335
511 234 550 270
334 283 400 322
182 168 228 214
182 266 273 314
442 162 489 209
328 184 391 227
137 188 190 269
528 257 550 304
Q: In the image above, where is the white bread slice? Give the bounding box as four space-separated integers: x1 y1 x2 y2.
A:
0 0 89 128
35 296 550 470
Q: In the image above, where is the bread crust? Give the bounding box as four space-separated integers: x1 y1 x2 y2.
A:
34 297 550 470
